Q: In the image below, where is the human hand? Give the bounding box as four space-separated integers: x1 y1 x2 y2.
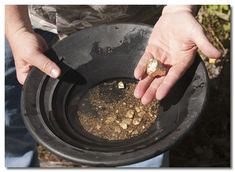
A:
8 29 61 84
134 6 221 105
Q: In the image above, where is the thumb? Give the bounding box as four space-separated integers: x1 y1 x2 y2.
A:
192 26 221 59
27 52 61 78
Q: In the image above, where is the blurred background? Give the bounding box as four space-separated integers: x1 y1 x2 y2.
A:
170 5 231 167
37 5 231 167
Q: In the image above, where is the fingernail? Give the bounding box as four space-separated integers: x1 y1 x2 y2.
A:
156 93 163 101
134 70 142 81
51 68 60 78
141 98 149 106
134 89 141 99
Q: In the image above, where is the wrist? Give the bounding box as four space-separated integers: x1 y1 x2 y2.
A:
6 25 33 46
162 5 200 16
5 5 33 43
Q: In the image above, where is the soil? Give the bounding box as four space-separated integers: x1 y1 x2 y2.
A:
78 80 159 140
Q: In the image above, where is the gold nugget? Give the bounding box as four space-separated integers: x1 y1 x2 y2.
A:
146 58 167 77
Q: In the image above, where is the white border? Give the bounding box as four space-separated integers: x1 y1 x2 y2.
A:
2 0 233 5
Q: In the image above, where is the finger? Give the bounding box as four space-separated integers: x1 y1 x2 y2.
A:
134 51 153 80
134 76 154 99
16 70 29 85
14 60 32 84
156 64 187 100
192 27 221 59
141 77 164 105
26 52 61 78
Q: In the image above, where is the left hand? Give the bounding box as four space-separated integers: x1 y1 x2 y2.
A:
134 6 221 105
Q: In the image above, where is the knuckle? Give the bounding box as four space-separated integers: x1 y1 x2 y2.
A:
149 86 156 92
162 79 172 86
149 82 160 92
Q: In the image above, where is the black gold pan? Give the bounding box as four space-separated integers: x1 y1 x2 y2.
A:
21 23 208 167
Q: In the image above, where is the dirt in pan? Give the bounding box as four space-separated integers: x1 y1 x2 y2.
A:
77 80 159 141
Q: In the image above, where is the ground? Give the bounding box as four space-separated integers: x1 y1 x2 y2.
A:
38 5 231 167
170 5 230 167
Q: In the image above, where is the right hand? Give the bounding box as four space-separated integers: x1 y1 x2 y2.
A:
134 6 221 104
9 29 61 84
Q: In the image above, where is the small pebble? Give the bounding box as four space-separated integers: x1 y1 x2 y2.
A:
88 127 93 132
135 107 141 113
118 81 125 89
125 110 135 119
114 126 121 133
209 58 216 64
119 122 128 129
128 129 133 133
122 118 132 125
116 110 119 113
133 117 142 125
132 130 139 135
96 124 101 130
137 111 146 117
107 47 112 54
105 117 115 124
